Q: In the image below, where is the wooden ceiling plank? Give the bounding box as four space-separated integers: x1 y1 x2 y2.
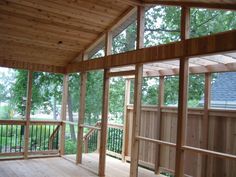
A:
0 2 105 34
0 13 97 41
0 34 82 52
116 0 143 6
6 0 114 26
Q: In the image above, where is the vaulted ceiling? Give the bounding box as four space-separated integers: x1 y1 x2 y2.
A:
0 0 235 68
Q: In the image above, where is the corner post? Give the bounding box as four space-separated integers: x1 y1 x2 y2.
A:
24 70 33 159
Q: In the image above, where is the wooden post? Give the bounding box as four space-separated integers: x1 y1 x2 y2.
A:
129 6 144 177
155 76 164 174
129 64 143 177
59 74 69 156
98 31 111 177
175 6 190 177
98 69 110 177
24 70 33 159
122 79 131 162
76 71 87 164
202 73 211 176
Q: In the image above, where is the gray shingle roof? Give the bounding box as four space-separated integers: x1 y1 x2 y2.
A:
211 72 236 102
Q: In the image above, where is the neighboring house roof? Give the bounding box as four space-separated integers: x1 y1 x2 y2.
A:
210 72 236 109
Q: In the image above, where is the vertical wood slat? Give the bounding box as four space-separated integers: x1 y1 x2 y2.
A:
130 6 144 177
202 73 211 176
59 74 69 156
98 30 112 177
76 71 87 164
122 79 131 161
175 6 190 177
24 70 33 159
155 76 164 174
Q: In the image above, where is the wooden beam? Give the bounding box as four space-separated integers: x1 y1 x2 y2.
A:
129 64 143 177
107 70 135 77
137 6 145 49
59 74 69 156
76 71 87 164
0 59 65 74
98 69 110 177
116 0 143 6
143 0 236 11
175 6 190 177
67 30 236 73
155 76 164 174
24 70 33 159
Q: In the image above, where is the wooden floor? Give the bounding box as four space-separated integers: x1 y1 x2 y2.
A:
0 153 163 177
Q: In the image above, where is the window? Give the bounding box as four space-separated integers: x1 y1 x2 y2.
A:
164 76 179 106
144 6 181 47
190 8 236 38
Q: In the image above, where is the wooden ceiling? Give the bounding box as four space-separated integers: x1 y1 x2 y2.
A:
0 0 236 71
0 0 132 67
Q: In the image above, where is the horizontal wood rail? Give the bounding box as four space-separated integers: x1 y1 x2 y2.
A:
136 136 176 147
79 124 101 130
30 120 62 125
63 120 77 125
182 145 236 160
107 70 136 78
0 119 26 125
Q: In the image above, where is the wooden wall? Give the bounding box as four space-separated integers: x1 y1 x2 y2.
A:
125 105 236 177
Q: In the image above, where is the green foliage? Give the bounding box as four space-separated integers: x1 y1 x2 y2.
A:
0 106 11 119
65 139 77 155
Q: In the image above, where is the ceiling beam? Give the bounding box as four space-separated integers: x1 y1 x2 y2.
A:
67 29 236 73
0 58 66 74
143 0 236 11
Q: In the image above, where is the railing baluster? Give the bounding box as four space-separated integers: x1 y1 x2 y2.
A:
35 125 39 151
44 125 46 150
10 125 13 152
15 126 18 152
0 125 2 153
5 125 8 153
30 125 33 151
39 125 42 150
48 125 51 150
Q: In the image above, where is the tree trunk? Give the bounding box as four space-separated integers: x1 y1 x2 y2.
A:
53 97 57 120
68 92 76 142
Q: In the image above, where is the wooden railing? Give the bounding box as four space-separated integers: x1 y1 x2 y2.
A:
0 119 61 158
83 122 124 158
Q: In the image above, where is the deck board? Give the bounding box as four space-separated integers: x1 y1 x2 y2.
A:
0 153 163 177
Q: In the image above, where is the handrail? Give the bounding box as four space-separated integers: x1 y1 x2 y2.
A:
49 125 60 150
136 136 176 148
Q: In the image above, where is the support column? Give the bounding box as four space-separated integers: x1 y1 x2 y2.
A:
175 6 190 177
76 71 87 164
155 76 164 174
59 74 69 156
98 69 110 177
24 70 33 159
122 79 131 162
129 6 144 177
98 31 112 177
202 73 211 176
129 64 143 177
